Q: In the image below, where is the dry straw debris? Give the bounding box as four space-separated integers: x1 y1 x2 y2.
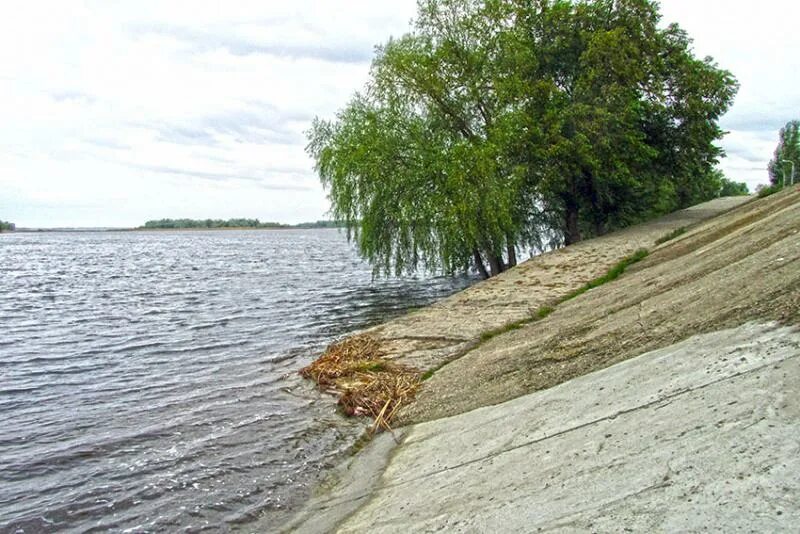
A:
300 334 421 432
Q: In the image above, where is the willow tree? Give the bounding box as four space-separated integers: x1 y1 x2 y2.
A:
307 0 738 276
308 0 529 278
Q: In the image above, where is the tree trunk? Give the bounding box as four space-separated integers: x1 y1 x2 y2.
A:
506 241 517 269
487 251 505 277
586 171 607 237
564 202 581 246
594 219 607 236
473 249 490 279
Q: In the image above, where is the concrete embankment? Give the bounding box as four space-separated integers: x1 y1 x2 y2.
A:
299 322 800 532
287 187 800 532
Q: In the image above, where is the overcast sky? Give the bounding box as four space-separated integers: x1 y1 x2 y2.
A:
1 1 798 228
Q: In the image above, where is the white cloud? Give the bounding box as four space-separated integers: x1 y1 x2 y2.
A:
0 0 797 226
0 1 416 227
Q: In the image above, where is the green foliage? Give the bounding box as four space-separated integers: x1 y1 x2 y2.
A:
421 369 436 381
513 1 737 242
0 220 15 232
536 305 556 319
655 227 687 246
560 249 650 302
471 247 649 351
292 220 347 229
757 184 783 198
479 319 528 342
308 1 528 277
141 218 345 229
357 362 387 373
768 120 800 187
307 0 737 278
718 178 749 197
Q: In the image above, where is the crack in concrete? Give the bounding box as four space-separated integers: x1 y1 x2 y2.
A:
540 475 674 532
385 335 469 344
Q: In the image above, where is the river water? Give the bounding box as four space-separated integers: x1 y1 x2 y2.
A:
0 229 474 532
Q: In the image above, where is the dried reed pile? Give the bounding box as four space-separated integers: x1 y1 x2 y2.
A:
300 334 421 432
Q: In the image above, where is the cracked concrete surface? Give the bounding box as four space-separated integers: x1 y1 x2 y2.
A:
301 323 800 532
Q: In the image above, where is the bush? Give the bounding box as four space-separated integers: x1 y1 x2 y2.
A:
756 184 783 198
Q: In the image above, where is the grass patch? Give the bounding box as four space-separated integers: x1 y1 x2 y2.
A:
473 250 649 348
467 321 535 356
654 226 687 245
479 318 530 342
536 305 555 319
560 248 649 303
354 361 387 373
348 429 374 456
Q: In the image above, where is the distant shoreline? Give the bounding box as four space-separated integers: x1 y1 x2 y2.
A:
9 226 345 233
124 226 343 232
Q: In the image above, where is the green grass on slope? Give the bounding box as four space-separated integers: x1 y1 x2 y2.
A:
654 226 687 245
422 249 651 382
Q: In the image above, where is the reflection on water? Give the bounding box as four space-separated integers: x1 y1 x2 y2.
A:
0 229 474 532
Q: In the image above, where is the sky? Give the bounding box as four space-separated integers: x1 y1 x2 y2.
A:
1 1 798 228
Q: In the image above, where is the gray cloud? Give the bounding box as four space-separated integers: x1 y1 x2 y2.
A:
128 163 312 190
83 137 132 151
725 144 771 164
145 102 309 147
133 23 373 64
154 125 219 146
51 90 97 105
721 107 798 135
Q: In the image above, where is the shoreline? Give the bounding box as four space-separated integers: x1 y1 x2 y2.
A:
288 187 800 531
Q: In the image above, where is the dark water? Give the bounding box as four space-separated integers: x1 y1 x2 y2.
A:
0 229 474 532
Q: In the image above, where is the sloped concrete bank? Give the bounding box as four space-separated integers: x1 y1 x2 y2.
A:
292 323 800 532
285 187 800 532
362 196 750 373
402 187 800 424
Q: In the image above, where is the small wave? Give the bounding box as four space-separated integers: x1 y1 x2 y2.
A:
0 385 41 396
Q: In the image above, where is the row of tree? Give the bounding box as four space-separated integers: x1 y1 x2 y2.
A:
308 0 741 278
0 221 15 232
141 218 287 229
140 218 347 229
769 120 800 187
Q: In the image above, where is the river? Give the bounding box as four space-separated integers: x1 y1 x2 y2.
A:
0 229 474 532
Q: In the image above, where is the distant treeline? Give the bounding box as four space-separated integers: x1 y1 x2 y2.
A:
140 218 346 229
142 218 286 229
293 220 348 229
0 220 15 232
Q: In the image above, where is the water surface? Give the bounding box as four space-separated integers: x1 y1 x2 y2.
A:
0 229 474 532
